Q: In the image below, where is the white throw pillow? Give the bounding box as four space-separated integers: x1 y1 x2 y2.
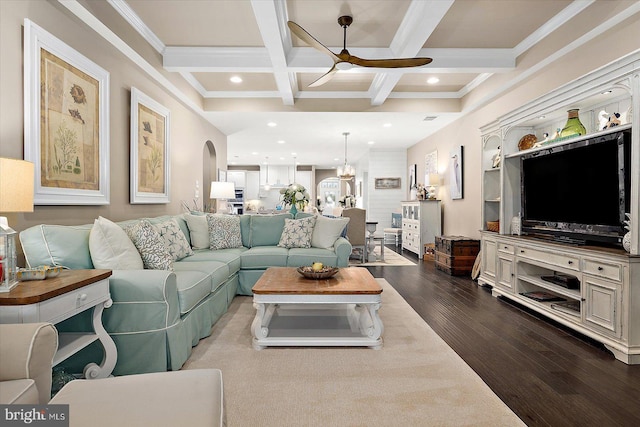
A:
311 216 350 249
184 213 210 249
89 216 143 269
278 216 316 249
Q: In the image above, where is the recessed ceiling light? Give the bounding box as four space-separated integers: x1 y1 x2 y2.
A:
601 90 613 95
333 158 339 161
368 141 375 145
538 115 546 119
251 151 259 155
267 122 277 127
279 157 285 160
277 140 285 144
230 76 242 83
229 161 236 165
291 152 297 156
427 77 440 84
383 123 392 128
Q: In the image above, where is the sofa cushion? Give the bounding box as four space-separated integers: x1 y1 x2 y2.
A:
277 216 316 249
19 224 94 269
89 216 144 270
239 215 251 247
183 249 245 275
125 220 173 270
172 270 214 315
207 214 242 250
153 218 194 261
287 247 339 267
240 246 289 269
311 216 350 249
249 214 290 246
184 214 209 250
0 379 38 405
173 261 230 294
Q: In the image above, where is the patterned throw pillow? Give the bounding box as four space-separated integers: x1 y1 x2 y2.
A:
206 214 243 250
125 220 174 270
277 216 316 249
154 219 194 261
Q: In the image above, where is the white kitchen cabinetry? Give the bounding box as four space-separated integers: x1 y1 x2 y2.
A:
245 171 260 200
401 200 442 257
227 170 246 189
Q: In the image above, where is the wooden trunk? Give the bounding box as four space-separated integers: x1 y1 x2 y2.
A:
435 236 480 276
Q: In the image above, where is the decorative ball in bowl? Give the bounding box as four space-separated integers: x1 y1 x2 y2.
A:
297 264 339 280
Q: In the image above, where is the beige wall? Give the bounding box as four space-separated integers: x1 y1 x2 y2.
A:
408 9 640 240
0 1 227 238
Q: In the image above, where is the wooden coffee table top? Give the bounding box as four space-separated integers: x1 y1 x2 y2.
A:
252 267 382 295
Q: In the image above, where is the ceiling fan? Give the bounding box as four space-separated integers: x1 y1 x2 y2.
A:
287 16 432 87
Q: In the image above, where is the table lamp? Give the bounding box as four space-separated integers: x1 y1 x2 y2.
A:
0 158 35 292
210 181 236 214
427 174 440 200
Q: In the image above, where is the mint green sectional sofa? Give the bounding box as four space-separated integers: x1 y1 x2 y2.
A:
19 213 351 376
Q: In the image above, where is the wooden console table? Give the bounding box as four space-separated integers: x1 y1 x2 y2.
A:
0 269 117 378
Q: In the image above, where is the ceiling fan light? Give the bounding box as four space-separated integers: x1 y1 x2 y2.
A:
335 62 352 71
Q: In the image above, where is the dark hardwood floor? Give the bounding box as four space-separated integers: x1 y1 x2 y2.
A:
368 245 640 427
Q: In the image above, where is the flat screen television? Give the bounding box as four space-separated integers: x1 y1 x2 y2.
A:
520 127 631 246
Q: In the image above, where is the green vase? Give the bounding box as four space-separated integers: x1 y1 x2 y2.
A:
289 204 297 216
560 109 586 138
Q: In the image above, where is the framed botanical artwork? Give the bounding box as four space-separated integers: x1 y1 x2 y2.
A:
449 145 464 199
375 177 401 190
425 150 438 184
130 87 171 204
24 19 110 205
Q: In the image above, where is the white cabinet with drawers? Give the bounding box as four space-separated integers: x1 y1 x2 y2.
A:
401 200 442 257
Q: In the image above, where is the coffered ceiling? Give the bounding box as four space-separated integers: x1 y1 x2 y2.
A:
90 0 634 167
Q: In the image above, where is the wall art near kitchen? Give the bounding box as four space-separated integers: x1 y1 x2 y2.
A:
24 19 110 205
130 87 171 204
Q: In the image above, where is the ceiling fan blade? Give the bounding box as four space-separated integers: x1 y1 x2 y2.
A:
287 21 340 62
347 56 432 68
308 64 338 87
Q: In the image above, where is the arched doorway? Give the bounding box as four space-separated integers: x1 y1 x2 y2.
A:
203 140 216 212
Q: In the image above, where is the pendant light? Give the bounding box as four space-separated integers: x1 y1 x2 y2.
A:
337 132 355 180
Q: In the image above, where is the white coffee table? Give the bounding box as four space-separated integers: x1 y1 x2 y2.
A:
251 267 384 350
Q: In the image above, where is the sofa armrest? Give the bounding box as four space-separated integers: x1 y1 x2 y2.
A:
333 237 352 267
104 270 180 332
0 323 58 404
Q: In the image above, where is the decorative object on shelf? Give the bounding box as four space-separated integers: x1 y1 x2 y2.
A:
280 183 310 214
486 220 499 232
450 145 464 199
559 108 587 138
210 181 236 214
24 19 110 205
491 146 501 168
337 132 355 180
623 212 631 253
16 268 46 281
598 110 609 130
511 214 521 235
518 134 537 151
130 87 171 204
532 133 549 148
297 265 339 280
338 194 356 207
604 112 621 129
374 177 401 189
0 158 35 293
410 186 417 200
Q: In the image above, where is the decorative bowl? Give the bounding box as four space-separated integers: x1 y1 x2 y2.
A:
16 268 47 281
296 266 339 280
44 265 63 278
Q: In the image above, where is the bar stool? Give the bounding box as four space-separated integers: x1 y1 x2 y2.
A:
383 227 402 247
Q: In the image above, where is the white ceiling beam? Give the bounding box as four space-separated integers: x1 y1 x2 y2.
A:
164 46 514 73
369 0 454 106
249 0 297 106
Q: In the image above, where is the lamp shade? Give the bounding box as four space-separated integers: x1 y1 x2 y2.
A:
210 181 235 199
428 174 440 186
0 158 34 213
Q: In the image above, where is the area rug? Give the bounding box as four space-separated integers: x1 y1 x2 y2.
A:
350 246 417 266
183 279 524 426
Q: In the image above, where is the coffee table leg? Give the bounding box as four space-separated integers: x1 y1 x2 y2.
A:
252 302 278 350
355 302 384 349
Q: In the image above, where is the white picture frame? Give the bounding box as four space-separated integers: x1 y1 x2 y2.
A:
130 87 171 204
24 19 110 205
